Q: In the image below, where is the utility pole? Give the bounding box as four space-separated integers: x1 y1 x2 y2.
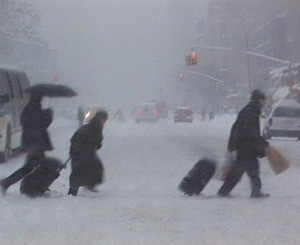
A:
245 31 252 93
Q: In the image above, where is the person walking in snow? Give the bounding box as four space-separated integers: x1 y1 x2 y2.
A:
1 92 53 195
217 89 270 198
68 110 108 196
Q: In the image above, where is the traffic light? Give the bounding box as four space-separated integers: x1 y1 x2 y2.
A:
185 52 198 66
190 52 198 65
185 54 192 66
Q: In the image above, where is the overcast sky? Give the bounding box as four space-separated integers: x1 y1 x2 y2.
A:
30 0 199 111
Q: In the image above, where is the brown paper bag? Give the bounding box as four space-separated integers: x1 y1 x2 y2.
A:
266 146 290 175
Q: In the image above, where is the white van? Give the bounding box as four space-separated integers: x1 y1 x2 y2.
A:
0 66 30 162
261 99 300 140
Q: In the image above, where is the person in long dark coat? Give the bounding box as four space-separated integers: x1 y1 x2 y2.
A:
68 110 108 196
20 93 53 153
217 89 270 198
0 93 53 195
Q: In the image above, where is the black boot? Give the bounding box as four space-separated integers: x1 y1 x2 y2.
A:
68 187 78 196
0 179 8 195
217 190 231 197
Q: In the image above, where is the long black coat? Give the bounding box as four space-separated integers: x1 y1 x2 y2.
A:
228 100 269 161
69 121 104 187
20 100 53 153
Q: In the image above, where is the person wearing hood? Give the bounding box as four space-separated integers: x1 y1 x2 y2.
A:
68 110 108 196
1 93 53 195
217 89 270 198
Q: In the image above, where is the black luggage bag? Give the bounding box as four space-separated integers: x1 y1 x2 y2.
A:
20 157 65 197
178 158 216 196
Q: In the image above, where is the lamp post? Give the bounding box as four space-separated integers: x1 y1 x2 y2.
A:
244 31 252 93
211 6 252 94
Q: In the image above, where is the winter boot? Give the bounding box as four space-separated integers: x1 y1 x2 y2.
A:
217 191 231 198
250 190 270 198
85 186 99 193
68 187 78 196
0 179 8 195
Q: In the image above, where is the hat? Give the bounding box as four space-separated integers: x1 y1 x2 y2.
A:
91 110 108 122
251 89 266 101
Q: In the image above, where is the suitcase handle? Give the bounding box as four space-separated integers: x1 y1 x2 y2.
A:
59 157 71 171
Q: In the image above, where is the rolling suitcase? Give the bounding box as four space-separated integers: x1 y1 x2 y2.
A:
20 157 68 197
178 158 217 196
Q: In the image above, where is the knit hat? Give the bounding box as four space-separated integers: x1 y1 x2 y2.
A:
251 89 266 101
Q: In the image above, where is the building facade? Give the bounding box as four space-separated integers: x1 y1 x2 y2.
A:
196 0 300 108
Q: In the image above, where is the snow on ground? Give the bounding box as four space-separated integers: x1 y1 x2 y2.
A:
0 113 300 245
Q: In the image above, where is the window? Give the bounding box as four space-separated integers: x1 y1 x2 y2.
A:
263 106 273 117
0 71 9 96
6 72 15 99
273 107 300 118
17 72 29 99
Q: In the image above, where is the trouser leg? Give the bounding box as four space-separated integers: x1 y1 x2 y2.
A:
69 173 79 196
2 151 45 189
2 165 33 188
245 159 261 193
217 162 244 196
68 186 79 196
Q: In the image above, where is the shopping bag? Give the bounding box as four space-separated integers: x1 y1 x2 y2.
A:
266 146 290 175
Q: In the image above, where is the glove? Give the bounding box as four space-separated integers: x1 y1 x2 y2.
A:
257 137 269 158
46 108 53 116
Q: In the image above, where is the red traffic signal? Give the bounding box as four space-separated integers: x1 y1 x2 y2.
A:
185 52 198 66
190 52 198 65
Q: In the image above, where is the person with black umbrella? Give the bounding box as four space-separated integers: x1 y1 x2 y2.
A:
1 83 77 196
1 92 53 195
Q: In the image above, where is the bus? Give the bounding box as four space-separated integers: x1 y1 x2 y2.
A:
0 65 30 162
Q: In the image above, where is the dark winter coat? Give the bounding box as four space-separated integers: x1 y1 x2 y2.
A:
20 99 53 153
227 100 269 161
69 120 104 187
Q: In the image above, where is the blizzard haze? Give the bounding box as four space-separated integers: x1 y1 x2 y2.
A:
34 0 192 110
1 114 299 244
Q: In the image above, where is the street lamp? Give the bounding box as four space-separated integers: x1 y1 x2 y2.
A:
212 6 253 94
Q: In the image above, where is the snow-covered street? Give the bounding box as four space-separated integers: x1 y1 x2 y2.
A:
1 114 300 245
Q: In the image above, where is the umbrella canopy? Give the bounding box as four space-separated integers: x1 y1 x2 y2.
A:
24 83 77 98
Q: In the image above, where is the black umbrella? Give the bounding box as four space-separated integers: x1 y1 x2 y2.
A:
24 83 77 98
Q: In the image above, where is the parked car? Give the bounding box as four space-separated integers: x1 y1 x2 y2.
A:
174 107 193 123
261 99 300 140
134 102 157 123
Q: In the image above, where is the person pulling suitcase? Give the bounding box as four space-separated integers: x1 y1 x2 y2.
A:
1 92 53 195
